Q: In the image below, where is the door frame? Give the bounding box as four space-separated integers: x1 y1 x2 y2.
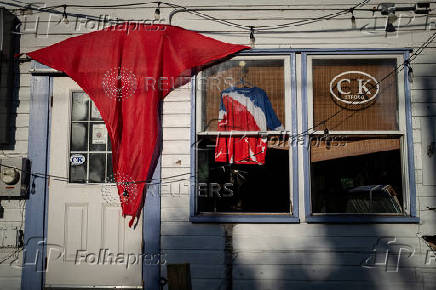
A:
21 61 161 290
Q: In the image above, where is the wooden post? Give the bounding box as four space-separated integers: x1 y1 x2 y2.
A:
167 263 192 290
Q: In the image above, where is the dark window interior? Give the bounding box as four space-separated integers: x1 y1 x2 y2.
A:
310 136 404 214
197 136 290 213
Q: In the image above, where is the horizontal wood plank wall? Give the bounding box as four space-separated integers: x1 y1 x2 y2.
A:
0 1 435 289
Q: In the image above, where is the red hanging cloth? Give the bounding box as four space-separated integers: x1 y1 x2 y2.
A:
27 24 248 227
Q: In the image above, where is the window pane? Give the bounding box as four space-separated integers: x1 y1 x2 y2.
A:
89 153 106 183
310 136 403 214
312 59 399 131
91 101 103 121
71 92 89 121
69 92 111 184
200 59 285 132
89 122 107 151
107 153 113 181
70 123 88 151
197 135 290 213
69 153 87 183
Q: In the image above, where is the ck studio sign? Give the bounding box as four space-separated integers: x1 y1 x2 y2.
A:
329 71 380 109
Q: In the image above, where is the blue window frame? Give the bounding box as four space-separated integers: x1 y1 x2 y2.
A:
190 50 299 223
301 50 418 223
189 48 419 224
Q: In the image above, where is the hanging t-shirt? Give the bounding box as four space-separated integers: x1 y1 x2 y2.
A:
215 86 283 165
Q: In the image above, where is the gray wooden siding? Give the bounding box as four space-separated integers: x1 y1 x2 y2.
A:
159 1 436 289
0 0 435 289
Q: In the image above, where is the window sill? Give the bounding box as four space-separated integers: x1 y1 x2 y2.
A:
190 214 300 223
306 215 420 223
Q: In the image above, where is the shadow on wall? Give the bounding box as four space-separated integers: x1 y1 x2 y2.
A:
418 75 436 278
0 10 20 151
227 74 435 290
232 225 380 290
230 221 436 290
162 65 436 290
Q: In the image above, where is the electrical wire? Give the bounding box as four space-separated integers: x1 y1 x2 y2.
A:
1 28 435 185
0 199 25 265
0 2 434 186
0 247 24 264
3 0 433 39
0 162 191 184
0 36 430 186
0 0 375 31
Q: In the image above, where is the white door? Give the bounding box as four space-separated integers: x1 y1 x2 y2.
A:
45 77 142 287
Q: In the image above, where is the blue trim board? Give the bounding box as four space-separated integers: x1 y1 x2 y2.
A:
190 215 299 223
306 215 420 223
301 53 312 220
143 157 161 290
190 76 197 218
404 51 417 218
21 65 52 290
296 51 409 55
290 52 299 219
239 48 411 55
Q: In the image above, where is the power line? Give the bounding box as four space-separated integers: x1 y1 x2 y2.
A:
0 34 432 186
0 0 374 31
0 2 435 187
2 29 435 185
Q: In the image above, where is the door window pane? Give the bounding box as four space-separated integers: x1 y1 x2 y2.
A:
71 123 88 151
71 92 89 121
89 153 106 183
69 153 87 183
69 92 113 183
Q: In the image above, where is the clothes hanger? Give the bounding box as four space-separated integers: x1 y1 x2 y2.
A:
234 77 254 88
234 60 254 88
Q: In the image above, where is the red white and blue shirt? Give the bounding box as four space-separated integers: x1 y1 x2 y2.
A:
215 87 283 165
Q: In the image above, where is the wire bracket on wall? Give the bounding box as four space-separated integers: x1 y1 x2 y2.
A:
404 59 414 83
61 4 69 24
249 26 255 48
154 2 161 21
350 8 356 29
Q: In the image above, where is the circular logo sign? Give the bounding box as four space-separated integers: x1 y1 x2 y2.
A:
70 154 86 166
102 66 137 101
329 71 379 110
